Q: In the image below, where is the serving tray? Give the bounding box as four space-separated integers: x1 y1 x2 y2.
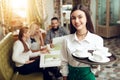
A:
72 54 117 65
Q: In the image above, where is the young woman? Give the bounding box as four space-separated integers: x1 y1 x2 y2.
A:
12 27 43 74
60 4 104 80
29 22 46 51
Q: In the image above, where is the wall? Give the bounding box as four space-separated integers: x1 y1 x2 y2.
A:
44 0 54 30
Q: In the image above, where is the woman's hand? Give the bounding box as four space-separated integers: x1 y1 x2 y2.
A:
25 60 35 64
40 47 50 53
90 65 98 68
50 43 54 48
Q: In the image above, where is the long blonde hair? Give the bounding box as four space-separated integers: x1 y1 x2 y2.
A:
29 22 44 46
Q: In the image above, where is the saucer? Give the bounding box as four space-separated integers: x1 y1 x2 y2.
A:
88 56 110 63
72 52 91 58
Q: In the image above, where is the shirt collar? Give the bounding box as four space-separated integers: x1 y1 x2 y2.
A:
72 31 92 43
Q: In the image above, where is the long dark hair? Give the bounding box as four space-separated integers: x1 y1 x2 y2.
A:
18 27 29 52
69 4 94 34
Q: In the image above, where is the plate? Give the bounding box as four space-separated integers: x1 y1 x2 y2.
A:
88 56 110 63
72 52 91 58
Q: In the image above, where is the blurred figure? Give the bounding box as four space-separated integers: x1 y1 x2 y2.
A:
63 12 67 27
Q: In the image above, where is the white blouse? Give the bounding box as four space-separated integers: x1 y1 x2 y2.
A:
60 31 103 76
12 40 41 67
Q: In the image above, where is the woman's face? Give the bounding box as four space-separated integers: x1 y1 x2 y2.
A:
24 29 30 39
71 10 87 31
34 24 40 35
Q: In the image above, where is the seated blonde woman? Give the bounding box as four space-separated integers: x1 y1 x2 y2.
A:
29 22 48 53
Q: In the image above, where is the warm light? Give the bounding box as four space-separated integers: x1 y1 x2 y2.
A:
10 0 28 18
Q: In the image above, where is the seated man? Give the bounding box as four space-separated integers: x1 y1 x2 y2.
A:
45 17 68 80
45 17 68 46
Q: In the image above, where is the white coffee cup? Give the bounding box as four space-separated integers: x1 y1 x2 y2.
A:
92 51 106 61
92 53 103 61
96 47 111 56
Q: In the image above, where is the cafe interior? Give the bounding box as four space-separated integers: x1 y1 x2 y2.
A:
0 0 120 80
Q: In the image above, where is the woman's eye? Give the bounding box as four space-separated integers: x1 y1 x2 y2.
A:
71 17 76 20
71 16 82 20
78 16 82 19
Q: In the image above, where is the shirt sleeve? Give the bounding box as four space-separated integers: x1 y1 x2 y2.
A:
29 51 41 57
12 40 28 64
95 36 104 49
60 39 69 76
61 27 68 35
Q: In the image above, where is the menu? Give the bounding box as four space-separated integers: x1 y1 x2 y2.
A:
40 50 61 67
